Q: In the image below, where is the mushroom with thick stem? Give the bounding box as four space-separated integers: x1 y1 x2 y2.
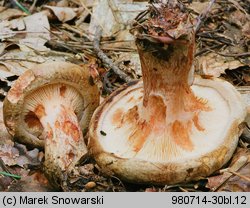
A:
3 62 99 188
88 2 247 185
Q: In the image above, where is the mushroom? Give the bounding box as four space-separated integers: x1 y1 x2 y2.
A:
3 62 99 187
88 3 247 185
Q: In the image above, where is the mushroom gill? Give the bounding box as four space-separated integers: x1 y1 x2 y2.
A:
3 62 99 188
88 2 246 185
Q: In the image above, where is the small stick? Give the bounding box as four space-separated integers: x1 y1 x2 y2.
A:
108 0 124 25
179 186 189 192
93 26 133 84
194 0 216 33
211 51 250 58
228 169 250 183
29 0 38 13
78 0 108 35
0 58 42 63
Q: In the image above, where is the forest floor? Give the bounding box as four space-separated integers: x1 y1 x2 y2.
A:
0 0 250 192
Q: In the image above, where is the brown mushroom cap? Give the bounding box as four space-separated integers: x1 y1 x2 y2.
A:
3 62 99 148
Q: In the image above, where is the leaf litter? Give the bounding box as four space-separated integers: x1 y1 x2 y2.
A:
0 0 249 192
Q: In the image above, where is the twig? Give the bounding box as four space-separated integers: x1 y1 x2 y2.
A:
62 23 90 40
78 0 108 35
93 26 133 84
0 58 42 63
58 41 135 52
179 187 189 192
195 43 223 57
228 169 250 183
195 0 216 33
212 51 250 58
108 0 124 25
0 158 10 173
206 47 250 57
228 0 250 21
29 0 38 13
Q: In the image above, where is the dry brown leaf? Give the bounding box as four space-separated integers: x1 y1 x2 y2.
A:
0 45 71 78
19 12 50 51
206 148 250 191
9 18 25 31
217 163 250 192
0 107 17 166
0 7 26 21
189 1 210 14
242 22 250 39
0 107 42 167
115 52 141 78
0 61 26 76
88 0 147 38
0 66 15 78
196 52 244 77
14 143 41 168
7 171 54 192
56 0 69 7
44 6 80 22
0 22 16 40
228 10 248 28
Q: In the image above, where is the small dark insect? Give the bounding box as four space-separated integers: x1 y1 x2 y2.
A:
100 130 107 136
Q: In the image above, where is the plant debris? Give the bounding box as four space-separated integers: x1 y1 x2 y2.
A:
0 0 249 192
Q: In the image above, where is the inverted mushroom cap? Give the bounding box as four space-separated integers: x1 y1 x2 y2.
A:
89 78 246 184
88 3 247 185
3 62 99 148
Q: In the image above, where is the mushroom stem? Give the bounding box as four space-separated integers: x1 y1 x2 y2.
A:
27 87 87 187
138 35 210 122
39 104 86 184
125 4 211 153
139 36 198 119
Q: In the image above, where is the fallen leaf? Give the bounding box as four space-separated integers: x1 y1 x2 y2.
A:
7 171 54 192
114 52 141 78
196 52 244 77
0 107 17 166
14 143 41 168
228 10 248 28
9 18 25 31
242 22 250 39
19 12 50 51
0 22 16 40
0 61 25 76
44 6 79 22
0 7 26 21
0 107 42 167
217 163 250 192
206 148 250 191
88 0 147 38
